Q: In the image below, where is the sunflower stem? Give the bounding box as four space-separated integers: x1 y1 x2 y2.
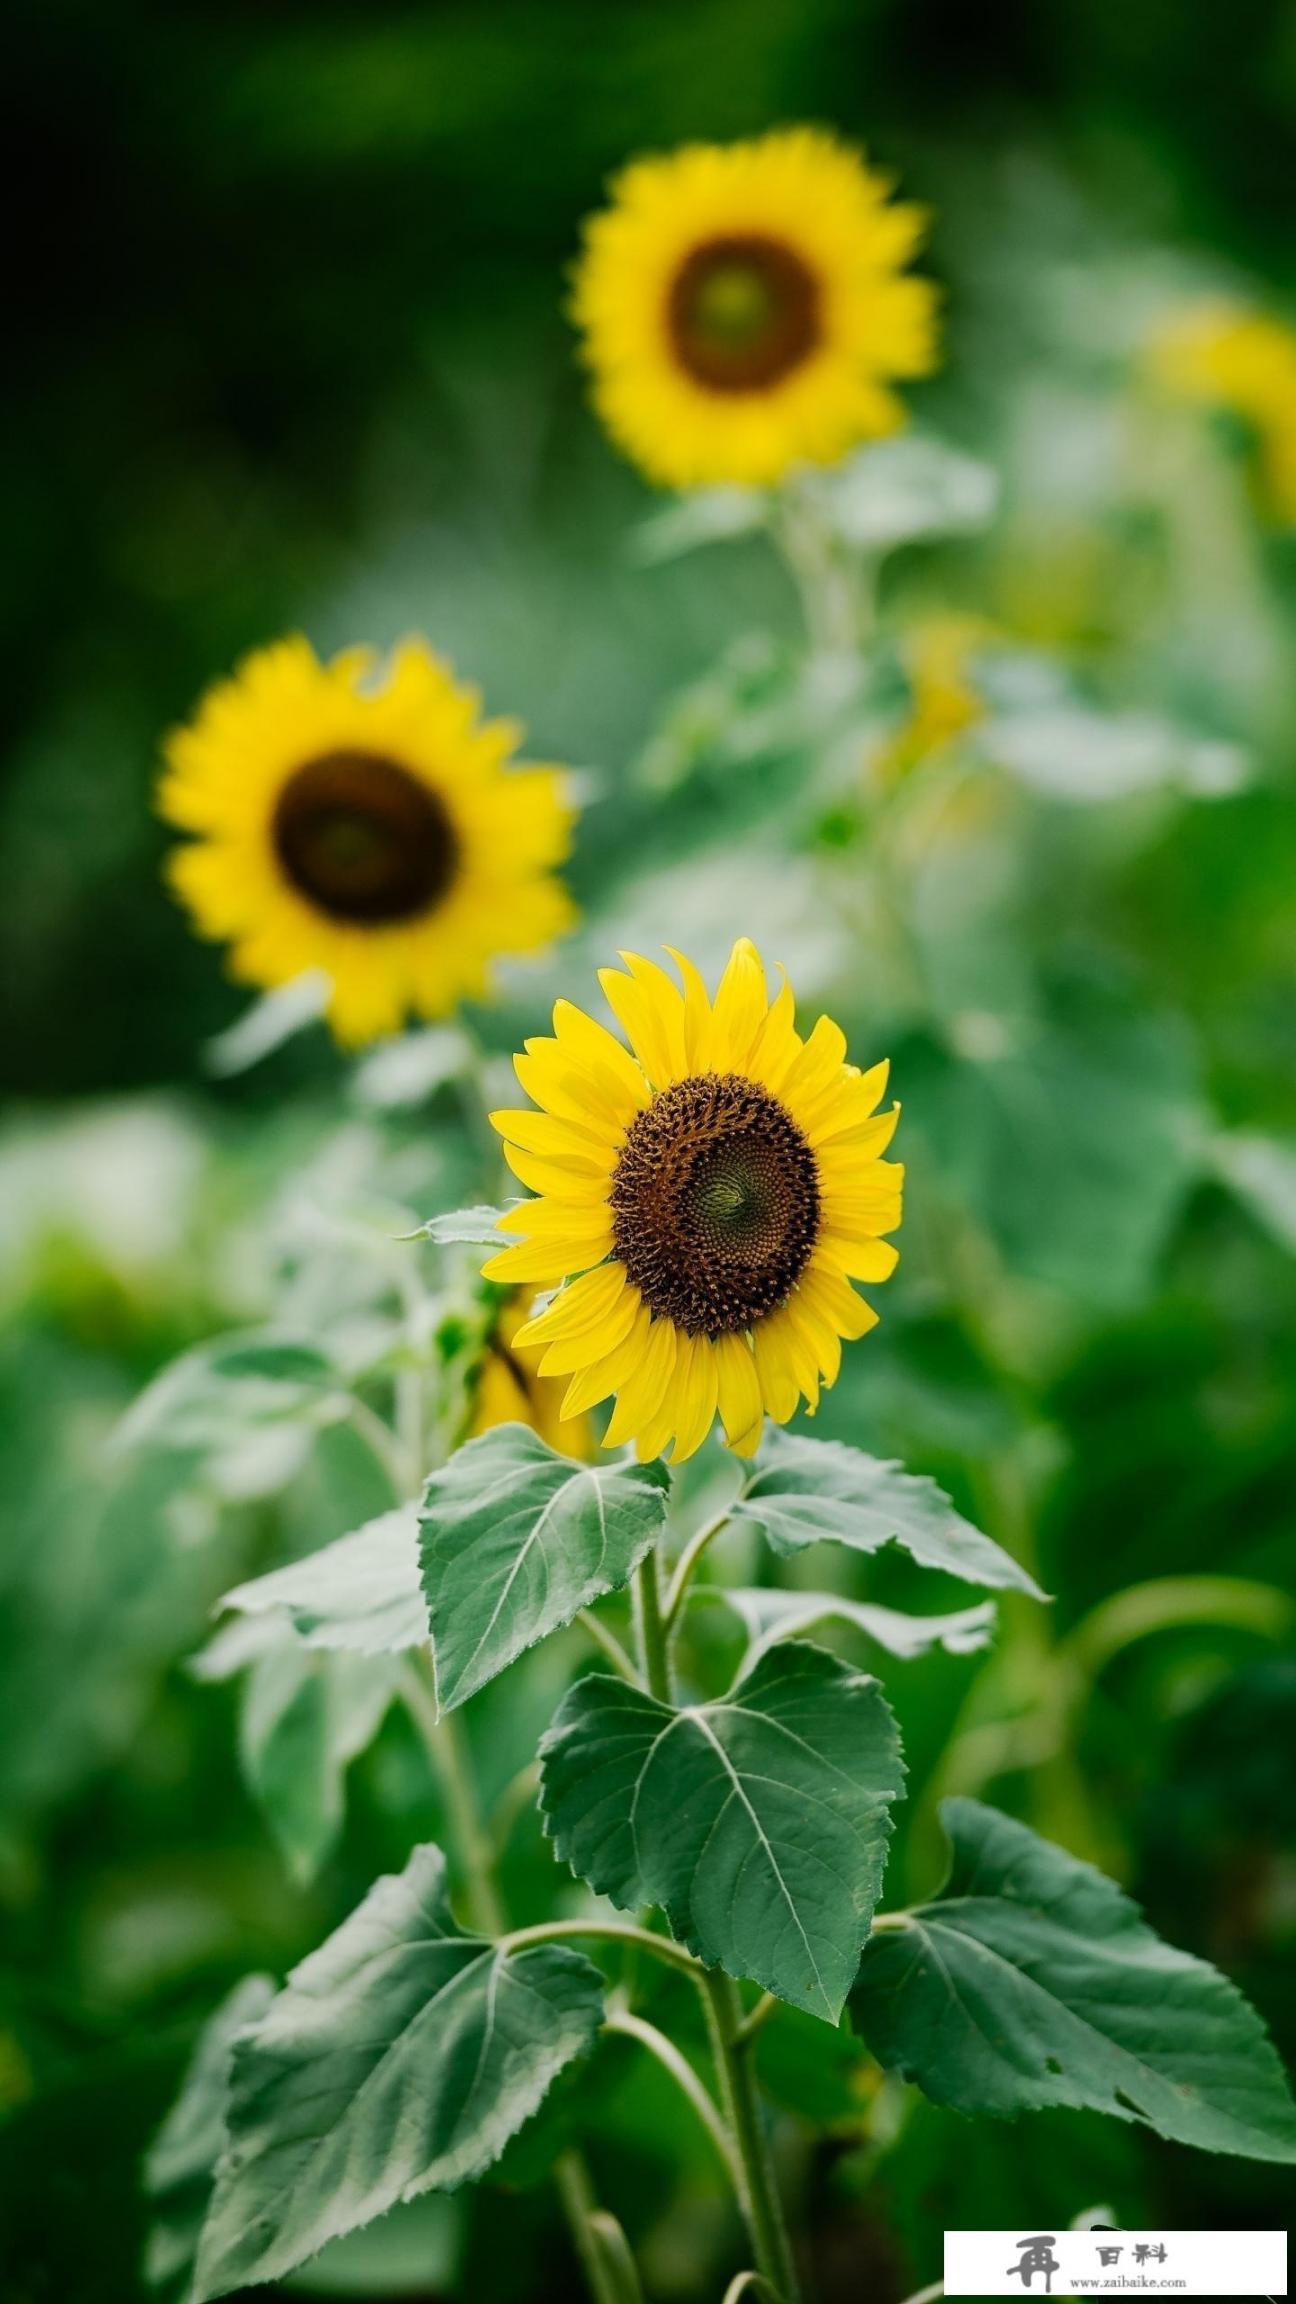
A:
701 1969 802 2304
632 1548 673 1702
553 2153 633 2304
662 1507 732 1632
603 2009 742 2183
577 1608 641 1683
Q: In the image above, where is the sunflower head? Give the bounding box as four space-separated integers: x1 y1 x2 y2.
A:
572 128 939 491
159 637 578 1047
482 940 901 1464
1146 302 1296 525
469 1288 594 1458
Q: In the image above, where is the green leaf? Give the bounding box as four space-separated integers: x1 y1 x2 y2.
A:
220 1507 426 1654
203 970 331 1077
197 1623 403 1884
632 486 768 563
540 1639 905 2021
144 1975 276 2297
851 1798 1296 2163
417 1205 509 1245
192 1845 606 2300
799 433 999 551
730 1429 1044 1598
708 1586 996 1662
418 1424 669 1713
1212 1130 1296 1255
116 1329 338 1456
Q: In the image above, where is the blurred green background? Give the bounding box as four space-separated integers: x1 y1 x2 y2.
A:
3 2 1295 2300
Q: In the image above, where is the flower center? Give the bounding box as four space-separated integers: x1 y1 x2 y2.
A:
610 1072 820 1338
667 234 821 393
273 751 458 925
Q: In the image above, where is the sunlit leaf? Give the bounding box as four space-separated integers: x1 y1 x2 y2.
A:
192 1845 605 2299
144 1975 275 2297
800 434 999 551
202 972 331 1078
852 1799 1296 2162
418 1424 669 1712
729 1430 1044 1597
220 1507 426 1654
540 1640 904 2021
416 1205 509 1245
706 1585 996 1662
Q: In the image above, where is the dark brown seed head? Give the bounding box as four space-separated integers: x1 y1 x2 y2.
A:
610 1072 820 1338
273 750 458 925
667 233 821 393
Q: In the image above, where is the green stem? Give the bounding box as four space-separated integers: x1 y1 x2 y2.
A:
662 1508 731 1632
603 2010 741 2183
553 2154 630 2304
632 1551 672 1702
402 1660 504 1936
702 1969 801 2304
500 1917 705 1981
577 1608 641 1683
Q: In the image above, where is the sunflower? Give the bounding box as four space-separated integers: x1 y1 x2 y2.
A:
159 637 577 1047
1146 303 1296 524
481 940 901 1463
572 127 938 491
469 1289 593 1458
878 613 997 782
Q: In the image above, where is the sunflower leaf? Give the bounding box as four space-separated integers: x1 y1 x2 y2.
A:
730 1429 1045 1597
851 1798 1296 2162
144 1975 276 2298
418 1424 669 1712
539 1638 905 2021
417 1204 509 1245
191 1846 606 2301
703 1585 996 1662
220 1506 427 1654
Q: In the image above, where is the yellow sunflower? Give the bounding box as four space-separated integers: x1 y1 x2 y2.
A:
572 127 938 491
469 1289 593 1458
1146 303 1296 524
159 637 577 1047
481 940 901 1464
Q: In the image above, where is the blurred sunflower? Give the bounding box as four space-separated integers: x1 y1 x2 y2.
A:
572 128 938 490
159 638 577 1047
482 939 901 1463
878 612 995 781
1147 303 1296 524
469 1289 592 1457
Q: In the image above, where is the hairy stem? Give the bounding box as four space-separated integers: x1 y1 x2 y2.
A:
662 1507 732 1632
632 1550 673 1702
577 1607 641 1683
553 2154 632 2304
500 1917 703 1981
402 1659 504 1936
702 1970 802 2304
604 2010 741 2184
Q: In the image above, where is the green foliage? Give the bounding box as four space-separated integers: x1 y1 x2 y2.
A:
852 1799 1296 2162
418 1425 670 1711
192 1846 606 2299
709 1585 997 1662
541 1642 904 2021
143 1976 275 2298
729 1428 1044 1595
220 1506 426 1654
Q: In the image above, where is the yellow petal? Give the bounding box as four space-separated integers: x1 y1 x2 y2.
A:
816 1233 900 1284
512 1262 631 1347
503 1144 613 1201
602 1316 678 1449
537 1280 642 1375
601 952 691 1086
713 1331 764 1457
664 947 714 1071
561 1303 654 1417
699 938 768 1073
490 1108 616 1163
667 1334 720 1464
481 1237 600 1286
799 1259 881 1342
551 998 650 1104
751 1307 803 1424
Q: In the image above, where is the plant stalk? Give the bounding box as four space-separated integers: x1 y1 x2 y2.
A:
702 1969 802 2304
632 1550 673 1702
